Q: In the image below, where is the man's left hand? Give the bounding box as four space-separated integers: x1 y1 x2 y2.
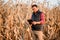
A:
32 21 37 25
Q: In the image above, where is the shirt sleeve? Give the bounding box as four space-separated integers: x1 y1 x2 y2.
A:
40 12 45 24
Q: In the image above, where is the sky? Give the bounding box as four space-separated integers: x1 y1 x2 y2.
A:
3 0 60 9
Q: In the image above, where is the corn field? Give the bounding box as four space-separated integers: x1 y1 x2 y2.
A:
0 0 60 40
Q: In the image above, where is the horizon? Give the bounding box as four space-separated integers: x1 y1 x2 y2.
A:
3 0 60 9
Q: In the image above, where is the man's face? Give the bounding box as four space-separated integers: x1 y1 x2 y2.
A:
32 6 38 13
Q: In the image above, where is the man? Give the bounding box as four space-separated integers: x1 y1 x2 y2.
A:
30 4 45 40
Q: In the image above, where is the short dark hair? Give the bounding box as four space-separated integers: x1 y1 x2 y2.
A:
31 4 38 8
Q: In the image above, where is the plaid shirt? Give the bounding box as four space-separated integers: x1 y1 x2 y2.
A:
40 12 45 24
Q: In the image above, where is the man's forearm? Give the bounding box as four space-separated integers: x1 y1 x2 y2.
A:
36 20 44 24
36 21 41 24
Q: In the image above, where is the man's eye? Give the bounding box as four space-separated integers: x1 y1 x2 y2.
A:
32 9 34 10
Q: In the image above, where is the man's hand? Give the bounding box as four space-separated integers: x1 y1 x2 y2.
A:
32 21 37 25
32 21 41 25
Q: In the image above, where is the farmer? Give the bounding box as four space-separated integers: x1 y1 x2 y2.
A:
31 4 45 40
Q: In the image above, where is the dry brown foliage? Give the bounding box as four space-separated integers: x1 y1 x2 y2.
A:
0 0 60 40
